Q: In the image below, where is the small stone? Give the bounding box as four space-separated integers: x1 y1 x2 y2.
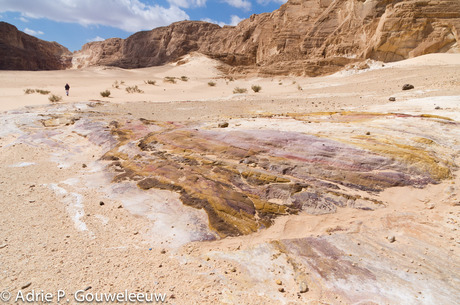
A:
276 279 282 285
99 201 105 206
84 286 92 291
0 244 8 249
299 281 309 293
278 287 285 293
435 106 441 110
231 267 236 272
218 122 229 128
387 235 396 243
389 97 396 101
427 203 435 209
21 282 32 289
160 249 166 254
366 132 371 135
402 84 414 90
82 164 87 168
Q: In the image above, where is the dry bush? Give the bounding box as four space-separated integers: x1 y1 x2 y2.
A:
180 76 189 82
144 80 156 85
208 81 216 87
100 90 111 97
233 87 247 94
251 85 262 93
48 94 62 103
163 76 177 84
125 85 144 93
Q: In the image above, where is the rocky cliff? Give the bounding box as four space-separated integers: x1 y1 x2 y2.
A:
0 22 72 70
73 0 460 76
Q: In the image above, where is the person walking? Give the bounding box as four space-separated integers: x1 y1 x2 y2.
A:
65 83 70 96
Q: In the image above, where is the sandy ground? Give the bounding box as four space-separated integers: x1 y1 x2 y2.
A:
0 53 459 304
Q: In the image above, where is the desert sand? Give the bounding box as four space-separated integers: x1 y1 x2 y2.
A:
0 53 459 304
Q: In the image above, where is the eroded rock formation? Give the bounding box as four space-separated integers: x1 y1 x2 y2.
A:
0 22 72 70
73 0 460 75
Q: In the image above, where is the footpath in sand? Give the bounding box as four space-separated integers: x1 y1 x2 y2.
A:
0 54 459 304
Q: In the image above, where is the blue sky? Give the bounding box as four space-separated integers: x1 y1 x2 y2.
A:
0 0 286 52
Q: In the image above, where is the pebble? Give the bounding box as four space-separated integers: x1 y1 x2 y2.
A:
0 244 7 249
387 235 396 243
161 249 166 254
218 122 229 128
84 286 92 291
276 279 282 285
21 282 32 289
299 281 309 293
278 287 285 293
389 97 396 101
99 201 104 206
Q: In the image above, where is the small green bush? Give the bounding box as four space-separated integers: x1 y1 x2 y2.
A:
48 94 62 103
163 76 177 84
208 81 216 87
144 80 156 85
251 85 262 93
24 89 35 94
233 87 247 94
100 90 111 97
180 76 189 82
125 85 144 93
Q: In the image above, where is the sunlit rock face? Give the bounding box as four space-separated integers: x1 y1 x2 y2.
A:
72 0 460 75
98 112 458 237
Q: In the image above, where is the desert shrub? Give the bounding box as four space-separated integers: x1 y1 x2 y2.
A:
180 76 189 82
24 89 50 95
112 80 125 89
100 90 111 97
227 77 234 82
48 94 62 103
163 76 177 84
233 87 247 94
297 84 303 91
36 89 50 95
144 80 156 85
251 85 262 93
125 85 144 93
208 81 216 87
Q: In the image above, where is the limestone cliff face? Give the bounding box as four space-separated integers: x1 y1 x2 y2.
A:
0 22 72 70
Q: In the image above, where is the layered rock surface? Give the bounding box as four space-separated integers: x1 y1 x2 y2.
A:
0 22 72 70
73 0 460 75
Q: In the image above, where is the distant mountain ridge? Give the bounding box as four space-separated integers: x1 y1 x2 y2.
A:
0 22 72 70
2 0 460 75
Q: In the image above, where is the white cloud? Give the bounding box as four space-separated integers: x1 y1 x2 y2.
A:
223 0 251 11
24 28 44 36
167 0 207 9
0 0 189 32
87 36 105 42
229 15 244 26
201 18 226 27
19 16 28 22
256 0 287 4
201 14 244 27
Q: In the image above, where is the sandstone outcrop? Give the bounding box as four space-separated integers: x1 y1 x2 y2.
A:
73 0 460 75
0 22 72 70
